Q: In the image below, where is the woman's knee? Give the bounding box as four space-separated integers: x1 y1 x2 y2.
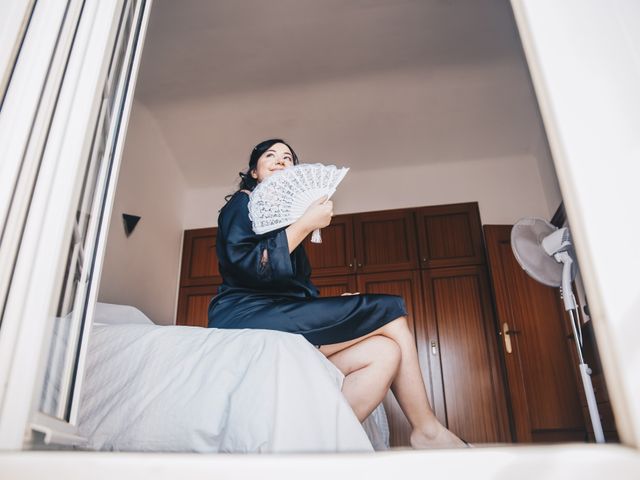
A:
381 315 411 338
366 335 401 371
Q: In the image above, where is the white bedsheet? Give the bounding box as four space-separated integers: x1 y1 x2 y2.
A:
78 319 384 453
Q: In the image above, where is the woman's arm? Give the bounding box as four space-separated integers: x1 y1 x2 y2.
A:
220 195 294 284
285 195 333 253
218 193 333 285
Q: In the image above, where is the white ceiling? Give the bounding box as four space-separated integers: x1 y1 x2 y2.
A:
132 0 543 188
137 0 523 104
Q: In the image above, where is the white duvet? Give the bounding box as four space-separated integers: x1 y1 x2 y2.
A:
77 304 388 453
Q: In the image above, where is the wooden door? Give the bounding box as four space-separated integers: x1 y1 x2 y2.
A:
484 225 586 442
312 275 357 297
304 215 355 277
415 202 485 269
353 210 419 274
357 270 430 447
180 228 221 286
420 266 511 444
176 284 220 327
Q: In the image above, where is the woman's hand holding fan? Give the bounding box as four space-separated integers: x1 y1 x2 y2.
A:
248 163 349 243
298 195 333 231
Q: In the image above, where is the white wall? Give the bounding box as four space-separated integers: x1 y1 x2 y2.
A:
153 62 551 187
531 117 563 215
184 152 555 229
175 62 561 229
98 101 187 325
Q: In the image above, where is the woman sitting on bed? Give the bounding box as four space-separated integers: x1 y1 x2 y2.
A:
208 138 466 449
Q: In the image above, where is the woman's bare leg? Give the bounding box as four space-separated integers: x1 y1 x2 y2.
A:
320 316 465 448
382 317 466 448
325 335 401 422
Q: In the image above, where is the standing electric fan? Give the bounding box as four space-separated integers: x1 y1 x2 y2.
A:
511 217 605 443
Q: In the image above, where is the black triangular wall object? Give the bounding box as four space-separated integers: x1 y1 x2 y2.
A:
122 214 141 237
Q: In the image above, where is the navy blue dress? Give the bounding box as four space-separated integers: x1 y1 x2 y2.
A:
207 190 407 346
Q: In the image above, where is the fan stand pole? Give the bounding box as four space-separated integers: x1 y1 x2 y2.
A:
562 289 606 444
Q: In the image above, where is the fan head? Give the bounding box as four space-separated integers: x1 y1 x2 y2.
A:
511 217 576 287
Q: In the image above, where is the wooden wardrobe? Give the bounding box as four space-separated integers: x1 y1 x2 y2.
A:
176 202 512 446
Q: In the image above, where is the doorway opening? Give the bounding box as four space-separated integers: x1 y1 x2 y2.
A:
94 0 617 450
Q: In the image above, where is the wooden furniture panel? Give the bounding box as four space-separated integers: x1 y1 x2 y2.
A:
180 228 220 286
356 271 422 334
421 266 511 444
176 284 219 328
356 270 428 448
354 210 418 273
304 215 355 277
416 203 485 269
484 225 586 443
312 275 357 297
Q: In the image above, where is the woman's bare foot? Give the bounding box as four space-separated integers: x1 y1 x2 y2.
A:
410 424 467 449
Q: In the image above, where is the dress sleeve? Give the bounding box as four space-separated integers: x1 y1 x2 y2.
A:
219 194 293 284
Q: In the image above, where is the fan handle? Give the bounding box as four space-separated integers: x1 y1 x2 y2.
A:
311 229 322 244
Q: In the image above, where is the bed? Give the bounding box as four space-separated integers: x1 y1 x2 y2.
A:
76 303 390 453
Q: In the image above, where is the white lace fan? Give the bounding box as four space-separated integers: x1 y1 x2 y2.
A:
248 163 349 243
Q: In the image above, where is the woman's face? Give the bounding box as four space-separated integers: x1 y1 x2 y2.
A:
251 143 294 183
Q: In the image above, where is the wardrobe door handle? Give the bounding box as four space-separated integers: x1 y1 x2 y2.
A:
502 322 517 354
431 341 438 356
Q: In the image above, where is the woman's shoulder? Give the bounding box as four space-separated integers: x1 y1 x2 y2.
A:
219 190 250 221
224 190 250 207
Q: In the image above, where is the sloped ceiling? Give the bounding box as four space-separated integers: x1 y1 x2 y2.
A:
133 0 543 188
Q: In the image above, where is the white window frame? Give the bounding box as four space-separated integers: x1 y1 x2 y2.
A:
0 0 80 345
0 0 35 102
0 0 151 449
0 0 637 474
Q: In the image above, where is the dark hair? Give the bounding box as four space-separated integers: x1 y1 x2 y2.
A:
237 138 299 192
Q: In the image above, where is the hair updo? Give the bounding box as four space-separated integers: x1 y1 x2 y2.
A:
237 138 299 192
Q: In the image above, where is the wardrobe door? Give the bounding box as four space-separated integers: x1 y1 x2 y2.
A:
357 270 433 448
304 215 355 277
415 203 484 269
484 225 587 443
180 227 221 286
176 284 219 327
421 266 511 444
312 275 357 297
353 210 419 274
